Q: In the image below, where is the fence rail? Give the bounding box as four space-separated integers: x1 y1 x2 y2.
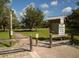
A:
0 39 16 42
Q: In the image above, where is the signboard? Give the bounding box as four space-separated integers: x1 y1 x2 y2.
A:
59 24 65 36
60 17 64 24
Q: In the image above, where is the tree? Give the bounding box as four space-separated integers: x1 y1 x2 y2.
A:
2 7 10 31
0 0 10 5
0 0 10 31
12 10 20 29
66 9 79 44
39 21 49 28
21 5 44 30
76 1 79 6
0 0 10 14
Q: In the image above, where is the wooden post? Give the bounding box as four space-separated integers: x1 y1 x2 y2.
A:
29 36 32 51
36 38 38 46
49 33 52 48
48 22 52 48
36 33 39 46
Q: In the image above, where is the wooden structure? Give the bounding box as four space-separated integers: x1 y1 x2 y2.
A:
46 16 67 48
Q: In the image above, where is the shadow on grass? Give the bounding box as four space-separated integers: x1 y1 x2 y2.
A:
33 37 70 41
0 29 9 32
0 42 10 47
14 29 37 32
33 37 49 41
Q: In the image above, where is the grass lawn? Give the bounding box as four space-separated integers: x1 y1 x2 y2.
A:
0 32 10 47
75 36 79 40
20 28 79 41
0 32 9 39
21 28 50 39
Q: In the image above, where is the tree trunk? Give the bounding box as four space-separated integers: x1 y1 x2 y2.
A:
1 25 3 31
29 27 32 31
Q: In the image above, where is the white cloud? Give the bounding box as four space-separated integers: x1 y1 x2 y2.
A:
24 2 35 10
51 0 58 6
74 6 79 10
12 9 17 15
23 2 35 11
40 3 49 9
10 0 12 3
29 2 35 8
20 2 35 17
62 7 72 13
44 10 49 14
20 12 23 16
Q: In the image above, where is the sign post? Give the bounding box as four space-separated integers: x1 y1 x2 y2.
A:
59 24 65 36
59 24 65 40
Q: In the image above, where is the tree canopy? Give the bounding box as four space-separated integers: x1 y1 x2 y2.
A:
12 10 20 29
66 9 79 35
21 5 44 30
0 0 10 31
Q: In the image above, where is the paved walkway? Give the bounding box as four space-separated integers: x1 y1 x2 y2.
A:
0 33 79 58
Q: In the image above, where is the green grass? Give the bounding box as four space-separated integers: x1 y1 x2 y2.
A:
21 28 49 38
75 36 79 40
0 32 9 39
0 32 10 47
20 28 79 41
0 42 10 47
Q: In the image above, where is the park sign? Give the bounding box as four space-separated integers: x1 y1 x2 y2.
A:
45 16 66 36
59 24 65 36
45 16 66 48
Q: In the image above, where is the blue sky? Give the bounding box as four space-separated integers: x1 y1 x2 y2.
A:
12 0 79 19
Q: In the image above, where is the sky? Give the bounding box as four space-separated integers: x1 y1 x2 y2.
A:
12 0 79 19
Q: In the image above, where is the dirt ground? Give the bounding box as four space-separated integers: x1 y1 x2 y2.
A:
0 33 79 58
33 45 79 58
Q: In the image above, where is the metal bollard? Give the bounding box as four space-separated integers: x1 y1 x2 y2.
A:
29 36 32 52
